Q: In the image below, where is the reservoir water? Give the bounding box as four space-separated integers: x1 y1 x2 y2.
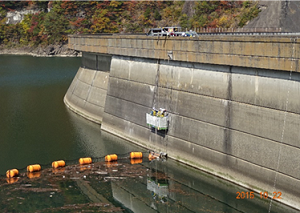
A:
0 55 297 212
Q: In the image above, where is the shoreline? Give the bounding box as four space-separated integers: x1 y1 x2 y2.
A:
0 44 81 57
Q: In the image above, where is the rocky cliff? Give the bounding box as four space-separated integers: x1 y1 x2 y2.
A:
245 1 300 32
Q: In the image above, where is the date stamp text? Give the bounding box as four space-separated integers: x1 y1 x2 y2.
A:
236 191 282 199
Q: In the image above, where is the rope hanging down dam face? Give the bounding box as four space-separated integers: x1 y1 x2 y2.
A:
268 37 298 213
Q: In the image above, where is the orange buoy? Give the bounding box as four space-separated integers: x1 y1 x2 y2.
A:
148 153 154 160
27 164 41 173
6 169 19 178
52 160 65 168
105 154 118 162
148 153 159 161
131 158 143 164
6 177 18 184
130 152 143 159
79 157 92 165
27 171 41 179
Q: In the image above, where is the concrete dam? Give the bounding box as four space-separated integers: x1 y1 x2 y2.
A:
65 34 300 209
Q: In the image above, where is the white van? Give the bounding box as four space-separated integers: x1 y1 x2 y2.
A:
147 27 182 36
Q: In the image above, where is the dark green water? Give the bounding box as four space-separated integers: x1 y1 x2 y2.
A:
0 55 297 213
0 55 143 175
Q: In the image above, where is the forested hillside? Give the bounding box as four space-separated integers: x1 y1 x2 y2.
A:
0 1 260 48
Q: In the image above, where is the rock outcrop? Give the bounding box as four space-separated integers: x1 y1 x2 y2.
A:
245 1 300 32
0 44 81 57
5 9 41 24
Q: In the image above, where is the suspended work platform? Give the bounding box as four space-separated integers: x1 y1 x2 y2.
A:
146 113 169 130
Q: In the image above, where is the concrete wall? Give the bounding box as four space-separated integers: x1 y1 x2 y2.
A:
98 56 300 210
64 66 109 123
65 35 300 209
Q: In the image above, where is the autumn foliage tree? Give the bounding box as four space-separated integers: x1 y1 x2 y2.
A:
0 1 260 47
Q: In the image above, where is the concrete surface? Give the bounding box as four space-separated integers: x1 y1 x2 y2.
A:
65 35 300 209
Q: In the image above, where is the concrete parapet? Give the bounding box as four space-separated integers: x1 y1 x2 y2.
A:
68 34 300 72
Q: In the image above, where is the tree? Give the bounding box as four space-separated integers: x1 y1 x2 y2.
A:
179 14 190 29
154 9 161 20
90 9 110 33
144 7 151 20
44 11 69 44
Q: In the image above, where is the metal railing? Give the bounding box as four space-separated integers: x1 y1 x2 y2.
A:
196 27 282 33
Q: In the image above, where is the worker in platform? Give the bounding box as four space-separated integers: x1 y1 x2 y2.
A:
161 109 167 117
150 107 157 116
157 108 167 117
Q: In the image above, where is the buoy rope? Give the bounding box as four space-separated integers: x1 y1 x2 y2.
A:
1 151 151 178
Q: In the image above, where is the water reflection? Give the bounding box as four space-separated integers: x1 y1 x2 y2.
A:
111 160 298 213
1 155 298 212
65 108 145 157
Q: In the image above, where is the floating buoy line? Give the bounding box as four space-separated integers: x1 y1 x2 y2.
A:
2 151 167 184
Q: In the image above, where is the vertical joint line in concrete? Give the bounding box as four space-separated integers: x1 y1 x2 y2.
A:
224 66 232 162
152 59 160 109
268 36 297 213
71 68 82 95
96 55 98 71
84 71 97 107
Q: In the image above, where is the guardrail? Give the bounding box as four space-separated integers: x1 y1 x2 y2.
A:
69 32 300 38
193 32 300 36
196 27 282 33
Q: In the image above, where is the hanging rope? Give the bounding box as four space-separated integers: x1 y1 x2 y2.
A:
152 58 160 110
268 37 297 213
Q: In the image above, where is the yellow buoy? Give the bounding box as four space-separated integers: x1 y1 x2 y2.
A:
27 164 41 173
130 152 143 159
27 171 41 179
6 169 19 178
105 154 118 162
131 158 143 164
52 160 65 168
79 157 92 165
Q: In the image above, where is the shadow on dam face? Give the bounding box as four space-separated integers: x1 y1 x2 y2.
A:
223 66 233 166
150 127 168 138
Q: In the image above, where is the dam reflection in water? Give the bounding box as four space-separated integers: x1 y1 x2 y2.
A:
109 159 297 213
39 109 297 213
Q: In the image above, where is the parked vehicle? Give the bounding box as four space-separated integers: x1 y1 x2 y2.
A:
147 27 198 37
147 27 182 36
181 31 199 37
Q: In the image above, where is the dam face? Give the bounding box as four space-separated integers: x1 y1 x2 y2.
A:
65 35 300 209
64 52 111 123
